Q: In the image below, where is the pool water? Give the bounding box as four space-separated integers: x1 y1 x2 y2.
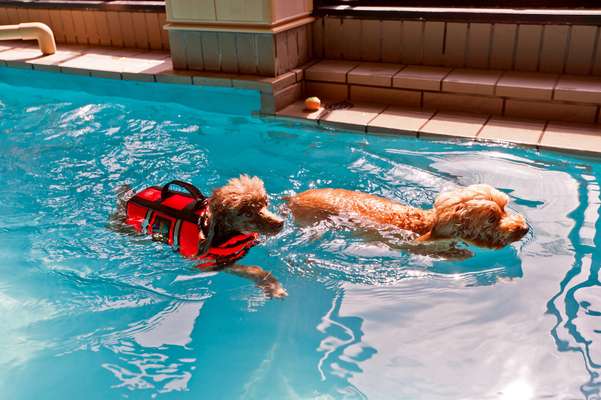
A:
0 68 600 400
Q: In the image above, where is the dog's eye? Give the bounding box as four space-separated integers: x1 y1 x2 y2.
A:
243 211 254 218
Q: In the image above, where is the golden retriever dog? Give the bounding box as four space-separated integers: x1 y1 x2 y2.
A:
287 184 528 257
113 175 287 298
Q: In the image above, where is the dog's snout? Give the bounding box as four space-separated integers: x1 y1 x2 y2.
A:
517 224 529 237
274 219 284 230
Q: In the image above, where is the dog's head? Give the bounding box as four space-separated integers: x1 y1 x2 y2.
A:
420 184 528 249
210 175 284 235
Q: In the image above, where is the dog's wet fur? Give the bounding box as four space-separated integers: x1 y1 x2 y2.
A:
111 175 287 298
287 184 529 258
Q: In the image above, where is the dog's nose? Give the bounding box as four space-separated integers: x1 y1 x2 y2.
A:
274 219 284 231
514 225 529 240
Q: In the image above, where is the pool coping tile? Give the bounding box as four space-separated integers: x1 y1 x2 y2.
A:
348 63 405 87
276 100 326 124
442 68 504 96
320 102 387 131
540 122 601 154
367 106 434 136
419 112 489 138
392 65 452 92
305 60 361 83
476 117 546 146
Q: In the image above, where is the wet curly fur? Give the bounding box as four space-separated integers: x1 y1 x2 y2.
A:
202 175 283 250
287 184 529 249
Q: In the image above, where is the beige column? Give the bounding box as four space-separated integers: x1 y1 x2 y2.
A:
164 0 314 76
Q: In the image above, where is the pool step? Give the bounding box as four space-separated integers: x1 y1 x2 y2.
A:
277 100 601 157
302 60 601 125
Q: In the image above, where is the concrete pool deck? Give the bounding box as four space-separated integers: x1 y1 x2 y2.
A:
0 40 600 157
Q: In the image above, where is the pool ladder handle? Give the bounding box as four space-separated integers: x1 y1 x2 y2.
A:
0 22 56 55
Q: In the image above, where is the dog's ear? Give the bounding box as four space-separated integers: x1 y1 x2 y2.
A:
431 199 503 242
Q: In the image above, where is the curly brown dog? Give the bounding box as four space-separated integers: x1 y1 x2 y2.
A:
113 175 287 298
287 184 528 254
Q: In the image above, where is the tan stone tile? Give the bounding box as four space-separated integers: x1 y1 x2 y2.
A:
539 25 569 74
505 99 597 123
304 81 348 102
276 100 327 124
489 24 517 70
122 72 155 82
55 10 74 43
477 117 545 145
83 47 143 57
155 70 194 85
232 75 274 93
60 66 91 76
71 10 88 45
466 23 492 69
444 23 468 68
218 32 238 73
340 18 360 60
33 64 60 73
236 33 258 74
131 12 149 49
350 86 421 108
192 73 234 87
95 11 111 47
540 122 601 154
401 21 423 65
419 112 488 138
320 103 386 131
360 19 381 62
133 59 172 75
514 25 543 72
423 21 445 66
157 13 169 50
26 49 82 68
271 71 297 92
91 70 122 80
82 11 101 46
118 12 136 48
0 48 43 61
393 65 452 91
381 20 402 63
48 10 67 43
554 75 601 104
106 11 124 47
442 69 503 96
565 25 597 75
324 16 343 59
347 63 404 87
423 92 503 115
144 13 163 50
305 60 360 83
184 31 202 70
367 107 433 135
273 82 302 111
5 60 32 69
169 30 188 69
59 54 123 72
496 71 558 100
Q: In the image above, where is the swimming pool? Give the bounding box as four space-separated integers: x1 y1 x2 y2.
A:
0 67 599 400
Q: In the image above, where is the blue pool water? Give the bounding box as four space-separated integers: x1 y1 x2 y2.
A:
0 68 600 400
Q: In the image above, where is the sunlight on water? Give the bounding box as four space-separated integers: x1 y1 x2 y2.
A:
0 68 600 399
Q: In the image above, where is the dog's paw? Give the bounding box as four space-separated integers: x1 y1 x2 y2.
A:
259 280 288 299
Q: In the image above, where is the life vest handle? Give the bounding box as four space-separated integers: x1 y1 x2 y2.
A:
161 180 206 203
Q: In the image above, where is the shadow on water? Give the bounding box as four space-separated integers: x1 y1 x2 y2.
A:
547 169 601 400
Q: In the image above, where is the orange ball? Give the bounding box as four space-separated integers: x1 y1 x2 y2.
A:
304 96 321 111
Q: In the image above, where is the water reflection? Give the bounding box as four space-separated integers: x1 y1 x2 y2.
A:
548 171 601 400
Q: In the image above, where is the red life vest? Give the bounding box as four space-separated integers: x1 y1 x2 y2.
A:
125 180 258 267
